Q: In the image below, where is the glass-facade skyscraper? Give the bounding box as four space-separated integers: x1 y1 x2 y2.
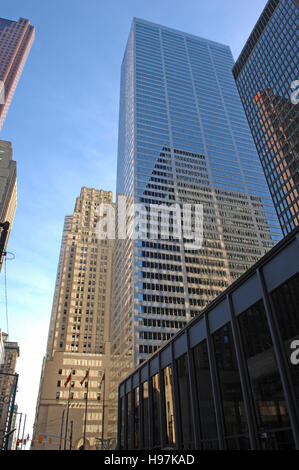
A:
233 0 298 236
0 17 35 131
110 19 282 416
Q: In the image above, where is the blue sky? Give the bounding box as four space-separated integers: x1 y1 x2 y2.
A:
0 0 267 446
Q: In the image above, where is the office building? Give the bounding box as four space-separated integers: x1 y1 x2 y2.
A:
0 333 19 450
118 226 299 450
0 17 35 131
32 187 115 450
233 0 298 236
0 140 17 268
109 18 282 433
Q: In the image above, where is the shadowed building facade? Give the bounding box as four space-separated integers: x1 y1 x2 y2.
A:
118 227 299 450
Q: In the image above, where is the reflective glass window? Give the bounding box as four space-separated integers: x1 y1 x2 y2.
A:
152 373 161 448
163 365 176 447
270 273 299 405
238 300 295 450
176 353 194 449
193 340 219 449
213 322 250 449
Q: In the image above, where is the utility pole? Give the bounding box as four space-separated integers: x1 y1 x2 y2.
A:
83 374 89 449
15 413 22 450
59 409 65 450
69 420 73 450
21 414 26 450
101 372 105 450
64 371 72 450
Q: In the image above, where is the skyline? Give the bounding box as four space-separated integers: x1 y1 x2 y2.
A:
0 0 274 446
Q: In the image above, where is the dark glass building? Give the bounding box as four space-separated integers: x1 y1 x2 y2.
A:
118 227 299 450
233 0 299 236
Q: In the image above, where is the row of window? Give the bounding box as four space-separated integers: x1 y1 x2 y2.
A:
120 273 299 450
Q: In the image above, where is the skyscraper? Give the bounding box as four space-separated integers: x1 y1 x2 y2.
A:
32 187 115 450
232 0 298 236
0 17 35 131
0 140 17 269
109 18 282 424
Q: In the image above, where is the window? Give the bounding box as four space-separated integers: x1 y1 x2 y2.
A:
151 373 161 448
238 300 295 450
163 365 176 447
120 397 125 449
213 323 249 449
193 340 218 449
270 273 299 407
142 381 149 449
176 354 194 449
127 392 132 449
134 387 139 449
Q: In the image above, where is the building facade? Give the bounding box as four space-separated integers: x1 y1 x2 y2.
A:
233 0 298 236
0 17 35 131
0 140 17 268
0 333 19 450
110 18 282 427
118 227 299 450
32 188 116 450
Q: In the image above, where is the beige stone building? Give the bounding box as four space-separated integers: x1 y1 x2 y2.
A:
32 187 116 450
0 140 17 269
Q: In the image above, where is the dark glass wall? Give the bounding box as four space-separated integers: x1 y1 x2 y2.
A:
213 323 250 449
238 300 295 449
142 381 149 448
134 387 140 449
163 365 176 447
233 0 299 235
176 354 194 449
193 340 219 449
152 373 161 448
271 273 299 406
118 234 299 450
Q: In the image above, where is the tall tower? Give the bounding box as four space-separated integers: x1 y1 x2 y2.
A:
109 18 282 423
0 17 35 131
233 0 298 236
32 187 115 450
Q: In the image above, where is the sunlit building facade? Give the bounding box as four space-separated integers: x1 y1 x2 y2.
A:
233 0 298 236
32 188 115 450
110 18 282 433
